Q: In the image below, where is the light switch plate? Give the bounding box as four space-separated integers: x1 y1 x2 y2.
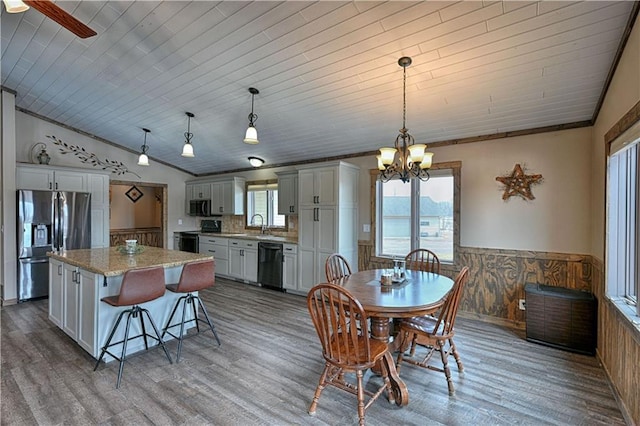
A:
363 224 371 233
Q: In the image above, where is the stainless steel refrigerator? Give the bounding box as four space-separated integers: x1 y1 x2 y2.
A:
17 190 91 301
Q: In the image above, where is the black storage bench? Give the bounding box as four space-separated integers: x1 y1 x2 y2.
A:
524 283 597 355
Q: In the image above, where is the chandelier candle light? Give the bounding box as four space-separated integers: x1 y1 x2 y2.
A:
137 128 151 166
243 88 260 144
181 112 195 157
378 56 434 183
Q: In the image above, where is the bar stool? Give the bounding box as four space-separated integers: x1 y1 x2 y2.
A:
94 266 173 389
162 259 221 362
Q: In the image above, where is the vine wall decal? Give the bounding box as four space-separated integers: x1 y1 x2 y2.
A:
48 135 141 178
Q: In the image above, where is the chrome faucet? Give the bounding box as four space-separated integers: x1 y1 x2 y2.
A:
250 213 266 234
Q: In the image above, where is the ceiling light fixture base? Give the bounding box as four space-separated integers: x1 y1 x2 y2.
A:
248 156 264 167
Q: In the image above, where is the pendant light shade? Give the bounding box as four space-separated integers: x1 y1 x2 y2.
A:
181 112 195 157
2 0 29 13
137 128 151 166
243 88 259 144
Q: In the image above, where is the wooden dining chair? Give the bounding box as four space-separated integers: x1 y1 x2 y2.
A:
395 266 469 396
325 253 352 283
405 248 440 274
307 283 395 425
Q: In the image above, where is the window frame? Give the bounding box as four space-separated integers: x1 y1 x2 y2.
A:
244 180 287 231
370 161 461 266
606 123 640 319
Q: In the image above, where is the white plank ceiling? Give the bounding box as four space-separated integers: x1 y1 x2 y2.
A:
1 1 636 176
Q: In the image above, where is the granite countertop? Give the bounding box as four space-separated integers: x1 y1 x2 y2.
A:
48 247 213 277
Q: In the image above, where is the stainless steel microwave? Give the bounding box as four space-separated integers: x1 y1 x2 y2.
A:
189 199 212 216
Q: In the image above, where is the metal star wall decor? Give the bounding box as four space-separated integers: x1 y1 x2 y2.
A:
496 163 543 201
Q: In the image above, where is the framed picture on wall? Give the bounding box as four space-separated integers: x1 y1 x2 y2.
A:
125 185 143 203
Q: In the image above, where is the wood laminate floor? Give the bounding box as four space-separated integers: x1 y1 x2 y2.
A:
1 278 626 425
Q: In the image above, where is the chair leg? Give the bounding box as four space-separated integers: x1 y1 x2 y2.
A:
195 295 221 346
189 295 200 333
176 296 189 363
449 338 464 373
138 308 149 350
161 295 186 339
356 370 366 426
115 310 135 389
94 309 128 371
308 363 330 415
437 340 455 396
140 309 173 365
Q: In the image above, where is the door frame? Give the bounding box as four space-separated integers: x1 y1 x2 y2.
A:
110 180 168 248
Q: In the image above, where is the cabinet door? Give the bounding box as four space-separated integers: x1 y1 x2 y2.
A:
298 170 316 206
243 248 258 282
297 246 317 293
77 269 97 355
278 173 298 215
62 263 79 340
89 174 109 248
186 183 195 203
315 167 337 205
228 246 243 279
211 182 224 214
49 260 64 327
16 167 53 190
283 253 297 290
193 183 211 200
54 170 88 192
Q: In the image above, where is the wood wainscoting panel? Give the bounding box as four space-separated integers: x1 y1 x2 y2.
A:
110 228 163 248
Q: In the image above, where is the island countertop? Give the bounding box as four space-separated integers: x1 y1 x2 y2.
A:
48 247 213 277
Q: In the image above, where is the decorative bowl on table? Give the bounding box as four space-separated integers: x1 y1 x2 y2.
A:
116 244 145 255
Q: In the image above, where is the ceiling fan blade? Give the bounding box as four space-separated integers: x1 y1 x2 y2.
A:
23 0 97 38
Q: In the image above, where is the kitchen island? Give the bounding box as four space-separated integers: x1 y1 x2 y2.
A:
48 247 213 361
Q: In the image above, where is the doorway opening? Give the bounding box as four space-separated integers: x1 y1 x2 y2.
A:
109 180 168 248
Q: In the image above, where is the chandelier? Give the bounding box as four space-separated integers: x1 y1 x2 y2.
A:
243 88 260 144
181 112 195 157
377 56 433 183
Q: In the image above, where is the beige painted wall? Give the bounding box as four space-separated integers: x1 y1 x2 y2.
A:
110 184 161 229
348 126 592 254
591 13 640 260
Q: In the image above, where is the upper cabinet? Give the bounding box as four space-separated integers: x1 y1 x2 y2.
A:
276 171 298 215
188 182 211 201
298 166 338 207
186 177 245 216
16 165 110 248
17 165 88 192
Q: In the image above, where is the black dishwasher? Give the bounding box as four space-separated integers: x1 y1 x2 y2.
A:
258 242 283 291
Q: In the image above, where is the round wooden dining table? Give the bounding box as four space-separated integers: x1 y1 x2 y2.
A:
334 268 454 406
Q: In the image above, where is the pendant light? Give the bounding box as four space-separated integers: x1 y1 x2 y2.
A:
181 112 195 157
243 88 259 144
248 156 264 167
377 56 434 183
137 128 151 166
2 0 29 13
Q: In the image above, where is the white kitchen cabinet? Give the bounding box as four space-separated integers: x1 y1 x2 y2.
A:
296 161 359 295
62 262 80 340
49 259 64 327
188 182 211 201
211 178 245 215
282 243 298 291
17 164 88 192
199 236 229 277
276 171 298 215
228 239 258 283
88 173 110 248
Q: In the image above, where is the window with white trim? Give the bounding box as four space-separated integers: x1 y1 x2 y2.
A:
606 122 639 317
376 166 458 262
246 182 285 228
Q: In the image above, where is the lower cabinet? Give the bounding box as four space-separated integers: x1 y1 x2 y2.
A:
52 259 98 355
228 239 258 283
199 236 229 277
282 244 298 291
